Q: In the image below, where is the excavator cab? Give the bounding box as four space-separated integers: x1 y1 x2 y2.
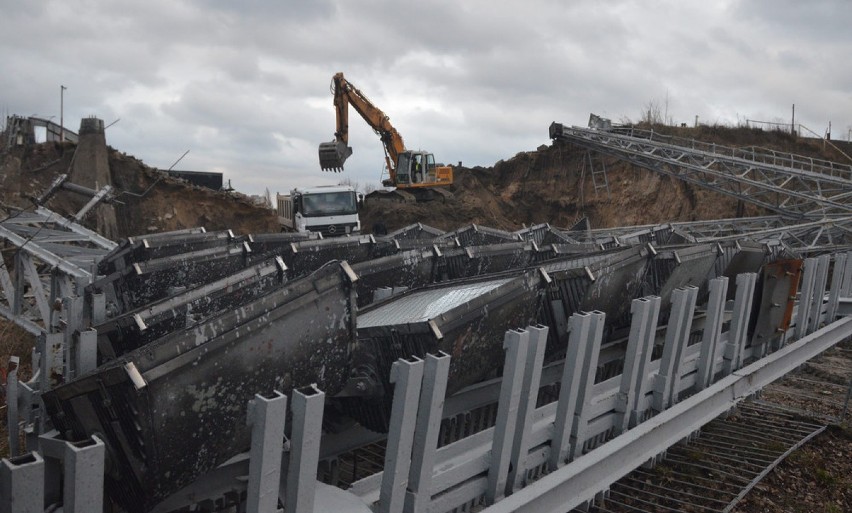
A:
392 151 452 189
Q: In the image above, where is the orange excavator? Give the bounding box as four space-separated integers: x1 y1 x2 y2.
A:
318 72 453 202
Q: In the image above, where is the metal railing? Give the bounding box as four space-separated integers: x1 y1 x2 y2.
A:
611 125 852 180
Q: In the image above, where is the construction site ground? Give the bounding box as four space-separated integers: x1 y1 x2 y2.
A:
1 123 851 512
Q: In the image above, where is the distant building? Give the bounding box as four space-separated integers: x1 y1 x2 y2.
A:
167 170 224 190
3 115 79 146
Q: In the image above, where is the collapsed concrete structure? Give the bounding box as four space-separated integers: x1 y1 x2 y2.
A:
1 118 851 512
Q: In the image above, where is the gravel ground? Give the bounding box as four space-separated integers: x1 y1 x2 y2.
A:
731 343 852 513
731 425 851 513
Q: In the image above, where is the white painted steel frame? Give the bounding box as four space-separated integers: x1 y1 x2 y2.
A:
481 316 852 513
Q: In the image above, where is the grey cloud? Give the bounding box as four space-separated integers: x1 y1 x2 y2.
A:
2 0 849 198
201 0 336 24
733 0 852 43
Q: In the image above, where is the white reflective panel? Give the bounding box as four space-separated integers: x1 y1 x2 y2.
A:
358 277 514 328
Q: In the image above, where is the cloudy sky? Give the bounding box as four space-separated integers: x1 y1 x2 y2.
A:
2 0 850 197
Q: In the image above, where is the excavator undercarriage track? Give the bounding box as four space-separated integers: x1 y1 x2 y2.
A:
365 186 453 204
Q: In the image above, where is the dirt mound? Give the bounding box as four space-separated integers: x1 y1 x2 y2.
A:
0 142 278 238
106 152 279 236
360 124 852 235
360 140 754 235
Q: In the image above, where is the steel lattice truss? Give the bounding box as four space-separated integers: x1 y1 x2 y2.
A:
687 215 852 253
550 122 852 217
0 206 116 334
564 214 852 254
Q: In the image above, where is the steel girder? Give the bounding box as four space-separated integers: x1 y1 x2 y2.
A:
560 215 852 255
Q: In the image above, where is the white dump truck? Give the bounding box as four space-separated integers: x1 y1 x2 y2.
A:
277 185 361 237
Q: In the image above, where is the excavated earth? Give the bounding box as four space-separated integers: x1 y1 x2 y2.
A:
0 142 280 237
1 124 851 512
360 125 852 234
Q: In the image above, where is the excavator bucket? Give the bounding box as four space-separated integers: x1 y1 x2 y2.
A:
318 140 353 172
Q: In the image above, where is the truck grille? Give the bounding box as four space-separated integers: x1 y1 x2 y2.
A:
311 223 354 237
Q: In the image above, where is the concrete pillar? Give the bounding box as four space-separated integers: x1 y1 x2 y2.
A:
71 117 118 238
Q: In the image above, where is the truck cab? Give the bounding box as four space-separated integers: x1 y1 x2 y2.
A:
278 185 361 237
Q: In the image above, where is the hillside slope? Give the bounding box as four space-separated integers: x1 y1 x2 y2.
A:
0 142 279 238
360 124 852 234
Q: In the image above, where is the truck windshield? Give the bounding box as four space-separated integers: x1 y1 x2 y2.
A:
301 192 357 217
